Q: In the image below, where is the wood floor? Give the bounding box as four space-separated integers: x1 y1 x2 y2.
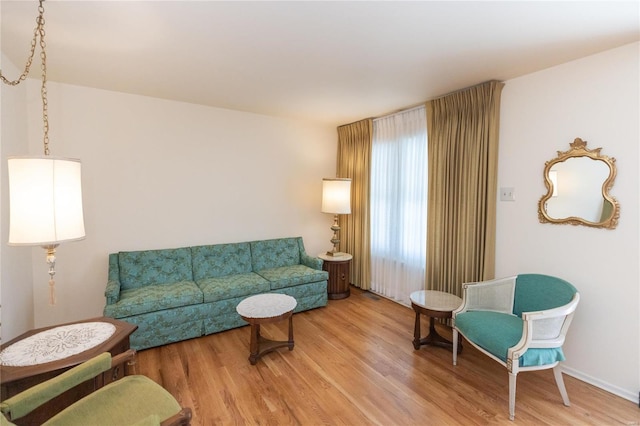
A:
136 287 639 425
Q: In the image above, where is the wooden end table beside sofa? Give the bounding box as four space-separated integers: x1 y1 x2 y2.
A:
0 317 137 425
318 253 352 299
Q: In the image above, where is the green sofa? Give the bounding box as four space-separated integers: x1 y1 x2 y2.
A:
103 237 328 350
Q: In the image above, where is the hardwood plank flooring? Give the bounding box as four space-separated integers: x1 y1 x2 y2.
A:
136 287 639 425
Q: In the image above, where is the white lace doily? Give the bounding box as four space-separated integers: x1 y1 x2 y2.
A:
0 322 117 367
236 293 297 319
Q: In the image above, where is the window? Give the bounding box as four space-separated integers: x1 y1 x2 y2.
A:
370 106 428 305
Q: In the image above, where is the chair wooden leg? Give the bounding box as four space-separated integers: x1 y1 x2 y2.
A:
508 372 517 421
553 365 571 406
452 329 458 365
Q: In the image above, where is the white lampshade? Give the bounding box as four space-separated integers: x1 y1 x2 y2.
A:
321 178 352 214
8 156 86 246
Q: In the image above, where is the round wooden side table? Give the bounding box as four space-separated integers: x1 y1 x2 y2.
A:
318 253 352 299
410 290 462 352
236 293 297 365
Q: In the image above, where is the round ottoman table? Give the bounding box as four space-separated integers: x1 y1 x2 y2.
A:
236 293 297 365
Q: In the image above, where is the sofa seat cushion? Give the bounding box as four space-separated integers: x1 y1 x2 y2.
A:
455 311 565 367
197 273 270 303
271 281 328 311
256 265 328 290
105 281 202 318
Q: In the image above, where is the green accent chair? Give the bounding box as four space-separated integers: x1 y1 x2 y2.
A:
452 274 580 420
0 350 191 426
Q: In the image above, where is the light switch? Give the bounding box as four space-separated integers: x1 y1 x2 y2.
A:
500 187 515 201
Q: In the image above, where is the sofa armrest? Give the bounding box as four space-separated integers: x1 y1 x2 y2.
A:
454 276 517 316
105 279 121 305
300 252 323 270
105 253 121 305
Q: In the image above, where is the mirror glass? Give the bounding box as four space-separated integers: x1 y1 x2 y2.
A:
538 138 619 229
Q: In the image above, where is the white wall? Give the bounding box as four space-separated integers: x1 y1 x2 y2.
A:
13 81 337 332
0 53 34 343
497 42 639 402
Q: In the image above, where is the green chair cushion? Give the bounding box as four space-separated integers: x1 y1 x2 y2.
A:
520 346 566 367
455 311 565 367
130 414 161 426
44 375 181 426
256 265 328 290
513 274 577 317
197 272 270 303
105 281 202 317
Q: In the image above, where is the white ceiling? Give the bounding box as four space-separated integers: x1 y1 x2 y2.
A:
2 1 639 126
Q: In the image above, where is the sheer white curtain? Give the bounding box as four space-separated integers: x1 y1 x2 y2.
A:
370 106 428 306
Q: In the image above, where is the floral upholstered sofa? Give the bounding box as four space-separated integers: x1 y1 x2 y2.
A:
103 237 328 350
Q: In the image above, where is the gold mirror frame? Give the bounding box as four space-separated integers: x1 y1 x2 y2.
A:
538 138 619 229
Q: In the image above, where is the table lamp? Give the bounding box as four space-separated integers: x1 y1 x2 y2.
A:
321 178 351 256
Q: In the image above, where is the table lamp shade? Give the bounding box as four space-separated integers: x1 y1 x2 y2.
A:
8 157 86 246
321 178 351 214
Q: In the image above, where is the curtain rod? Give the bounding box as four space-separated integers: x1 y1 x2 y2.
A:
337 102 424 128
429 79 504 102
337 79 503 128
372 103 425 122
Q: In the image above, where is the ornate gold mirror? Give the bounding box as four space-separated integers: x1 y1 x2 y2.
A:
538 138 619 229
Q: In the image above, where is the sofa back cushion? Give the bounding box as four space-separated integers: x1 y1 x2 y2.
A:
118 247 193 290
191 243 252 280
513 274 577 317
250 237 301 271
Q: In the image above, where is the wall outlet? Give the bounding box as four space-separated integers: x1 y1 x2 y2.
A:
500 187 515 201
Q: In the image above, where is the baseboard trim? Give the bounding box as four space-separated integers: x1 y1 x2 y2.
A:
562 365 639 405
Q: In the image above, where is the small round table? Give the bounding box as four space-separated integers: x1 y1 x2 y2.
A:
410 290 462 352
236 293 297 365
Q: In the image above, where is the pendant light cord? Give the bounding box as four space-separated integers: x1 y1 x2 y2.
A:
1 0 51 155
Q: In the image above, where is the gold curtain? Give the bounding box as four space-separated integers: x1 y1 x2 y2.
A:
336 119 372 290
425 81 504 296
